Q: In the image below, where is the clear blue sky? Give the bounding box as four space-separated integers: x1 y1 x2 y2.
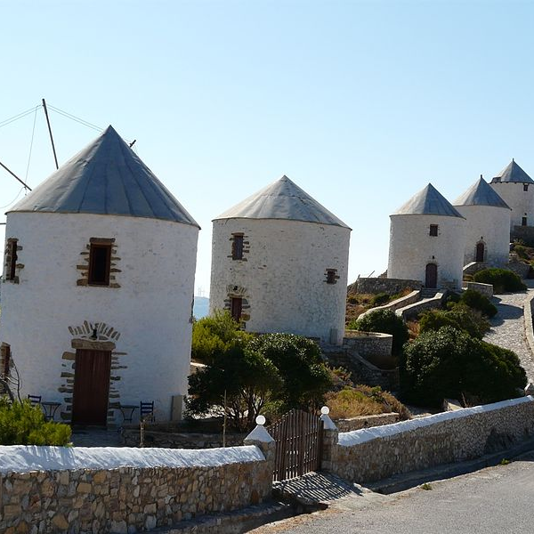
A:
1 0 534 296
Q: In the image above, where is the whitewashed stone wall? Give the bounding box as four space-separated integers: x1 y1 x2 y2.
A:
323 397 534 483
0 445 271 533
0 212 198 424
388 214 466 289
490 181 534 230
210 219 350 345
455 204 510 266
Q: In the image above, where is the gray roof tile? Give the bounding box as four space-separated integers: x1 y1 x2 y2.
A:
454 176 510 209
214 175 350 229
394 183 464 218
9 126 199 227
491 159 534 184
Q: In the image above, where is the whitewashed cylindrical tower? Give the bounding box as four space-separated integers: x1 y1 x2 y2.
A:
454 176 511 267
0 126 199 425
209 175 351 345
388 183 466 290
490 159 534 230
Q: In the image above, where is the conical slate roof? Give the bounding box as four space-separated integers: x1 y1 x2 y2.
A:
214 175 350 229
454 176 510 209
491 159 534 184
393 183 464 218
9 126 199 227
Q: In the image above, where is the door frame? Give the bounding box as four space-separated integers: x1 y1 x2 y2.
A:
425 262 438 288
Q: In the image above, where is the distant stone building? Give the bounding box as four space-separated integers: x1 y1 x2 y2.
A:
490 159 534 232
388 183 465 289
209 175 351 345
454 176 511 267
0 126 199 425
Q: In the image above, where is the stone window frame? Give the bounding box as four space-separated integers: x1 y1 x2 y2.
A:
3 238 23 284
77 238 121 288
88 242 112 286
232 233 244 260
325 268 339 285
429 224 439 237
1 343 11 380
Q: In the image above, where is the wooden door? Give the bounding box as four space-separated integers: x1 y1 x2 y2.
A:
72 349 111 425
425 263 438 288
476 242 485 262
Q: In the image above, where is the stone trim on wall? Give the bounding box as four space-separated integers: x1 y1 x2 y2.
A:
2 238 24 284
58 321 126 425
76 237 121 288
228 232 250 261
0 343 12 381
224 284 251 325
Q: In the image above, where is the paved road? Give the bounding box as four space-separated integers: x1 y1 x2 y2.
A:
253 451 534 534
484 282 534 382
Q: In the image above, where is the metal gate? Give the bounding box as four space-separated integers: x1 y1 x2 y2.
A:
268 409 324 481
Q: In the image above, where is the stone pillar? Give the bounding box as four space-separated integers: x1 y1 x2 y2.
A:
244 416 275 499
320 409 339 472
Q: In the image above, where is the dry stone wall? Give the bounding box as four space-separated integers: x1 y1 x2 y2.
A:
353 278 422 296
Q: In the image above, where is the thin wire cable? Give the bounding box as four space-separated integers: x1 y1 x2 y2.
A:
25 107 39 182
47 105 104 132
0 106 40 129
0 187 25 209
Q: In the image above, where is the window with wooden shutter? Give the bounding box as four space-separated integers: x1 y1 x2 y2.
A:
429 224 438 237
231 297 243 321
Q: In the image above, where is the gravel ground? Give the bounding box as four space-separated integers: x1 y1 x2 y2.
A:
484 281 534 382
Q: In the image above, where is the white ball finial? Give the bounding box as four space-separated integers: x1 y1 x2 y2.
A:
256 415 266 426
321 406 330 415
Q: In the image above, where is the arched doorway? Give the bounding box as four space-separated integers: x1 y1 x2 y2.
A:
476 242 485 263
425 263 438 288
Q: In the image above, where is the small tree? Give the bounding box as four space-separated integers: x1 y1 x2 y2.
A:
350 309 409 355
473 268 526 293
248 333 332 411
458 289 497 318
419 304 490 339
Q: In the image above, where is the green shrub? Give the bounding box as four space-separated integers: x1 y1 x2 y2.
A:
473 268 527 293
400 326 526 407
458 289 497 318
0 399 71 446
420 305 490 339
350 309 409 355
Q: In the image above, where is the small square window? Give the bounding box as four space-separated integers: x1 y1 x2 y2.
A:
429 225 439 237
232 234 244 260
88 243 112 286
524 184 529 192
326 269 338 284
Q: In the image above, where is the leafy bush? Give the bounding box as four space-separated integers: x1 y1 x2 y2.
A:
350 309 409 355
326 385 411 420
458 289 497 318
191 310 251 364
473 268 526 293
419 304 490 339
248 333 332 411
0 399 71 446
400 326 526 407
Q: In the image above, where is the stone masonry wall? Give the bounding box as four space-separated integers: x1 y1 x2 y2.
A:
342 332 393 358
353 278 422 296
326 397 534 484
121 429 246 449
335 413 400 432
465 282 493 298
0 447 272 533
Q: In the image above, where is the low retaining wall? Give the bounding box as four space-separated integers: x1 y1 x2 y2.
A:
324 397 534 484
121 428 246 449
342 332 392 358
465 282 493 298
0 445 272 533
397 291 447 320
352 278 422 296
335 413 400 432
357 290 421 320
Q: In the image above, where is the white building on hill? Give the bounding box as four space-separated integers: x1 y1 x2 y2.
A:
490 159 534 231
0 126 199 425
209 175 351 345
388 183 465 289
454 176 511 267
